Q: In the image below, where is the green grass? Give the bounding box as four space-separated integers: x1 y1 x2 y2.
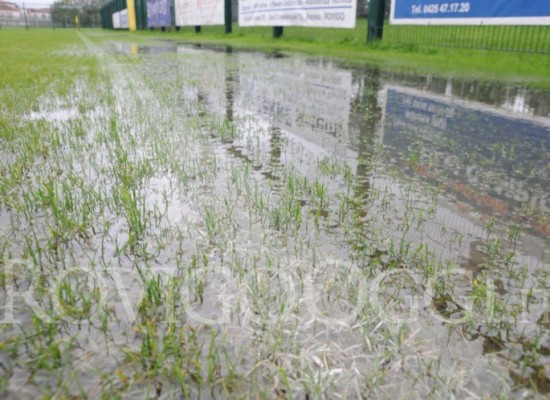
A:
117 20 550 88
0 30 98 114
5 25 548 87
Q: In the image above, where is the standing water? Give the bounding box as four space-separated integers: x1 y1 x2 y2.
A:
1 37 549 398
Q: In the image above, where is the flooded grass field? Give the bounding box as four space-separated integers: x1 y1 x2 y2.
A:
1 31 550 398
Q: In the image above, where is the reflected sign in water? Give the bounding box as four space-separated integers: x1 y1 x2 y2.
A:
147 0 173 27
382 86 550 237
237 54 355 153
177 47 228 118
171 43 549 267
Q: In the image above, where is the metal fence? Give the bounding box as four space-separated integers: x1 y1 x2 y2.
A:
0 1 101 29
383 24 550 54
3 0 549 54
0 1 51 28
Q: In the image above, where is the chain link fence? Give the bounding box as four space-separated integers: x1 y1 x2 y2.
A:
383 24 550 54
0 1 101 28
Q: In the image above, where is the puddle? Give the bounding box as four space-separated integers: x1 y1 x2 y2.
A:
28 108 79 122
166 42 550 395
2 38 550 398
173 43 549 248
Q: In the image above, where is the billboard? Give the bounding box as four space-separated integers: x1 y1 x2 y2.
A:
147 0 173 27
239 0 357 28
177 47 228 117
174 0 224 26
112 11 120 28
112 9 129 29
120 9 129 28
390 0 550 25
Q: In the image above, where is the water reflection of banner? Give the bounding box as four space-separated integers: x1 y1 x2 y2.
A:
174 0 224 25
239 0 357 28
390 0 550 25
177 47 227 117
382 86 550 235
237 53 353 145
147 0 172 27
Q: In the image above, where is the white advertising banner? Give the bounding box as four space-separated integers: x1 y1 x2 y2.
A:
112 11 120 29
119 9 129 28
239 0 357 28
237 53 354 145
175 0 224 26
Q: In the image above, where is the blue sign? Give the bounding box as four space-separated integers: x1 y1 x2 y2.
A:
390 0 550 25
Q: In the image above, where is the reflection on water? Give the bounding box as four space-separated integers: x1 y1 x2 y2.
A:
383 86 550 238
380 70 550 118
169 43 550 392
173 43 550 268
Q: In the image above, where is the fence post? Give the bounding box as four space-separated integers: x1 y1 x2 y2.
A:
367 0 385 42
224 0 232 33
273 26 283 38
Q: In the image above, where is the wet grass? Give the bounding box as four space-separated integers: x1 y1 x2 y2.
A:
0 30 549 398
0 30 98 114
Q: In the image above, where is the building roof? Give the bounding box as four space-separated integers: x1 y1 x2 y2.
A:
27 7 51 12
0 1 21 11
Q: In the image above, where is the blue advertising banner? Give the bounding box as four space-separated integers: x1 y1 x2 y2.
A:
390 0 550 25
147 0 172 27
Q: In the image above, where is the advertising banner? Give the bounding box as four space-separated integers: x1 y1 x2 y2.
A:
147 0 173 27
112 11 121 29
119 9 129 28
390 0 550 25
174 0 224 26
239 0 357 28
